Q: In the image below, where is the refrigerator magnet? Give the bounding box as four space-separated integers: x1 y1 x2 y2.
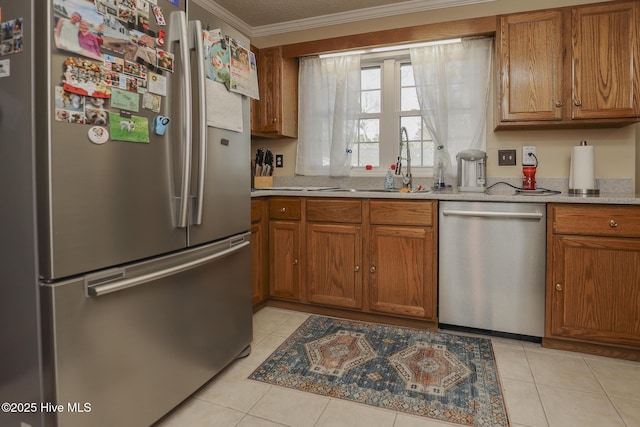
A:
151 5 166 26
156 30 165 47
0 59 9 78
148 72 166 96
142 92 161 112
88 126 109 144
154 115 170 135
108 112 150 143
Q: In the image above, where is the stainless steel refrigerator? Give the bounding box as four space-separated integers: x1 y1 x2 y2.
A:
0 1 252 426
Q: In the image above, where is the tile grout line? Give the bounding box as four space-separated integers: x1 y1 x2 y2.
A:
582 355 630 427
523 345 551 427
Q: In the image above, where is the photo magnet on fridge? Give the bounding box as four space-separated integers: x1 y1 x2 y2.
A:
0 59 10 77
111 87 140 112
62 57 111 98
108 112 149 143
53 0 105 61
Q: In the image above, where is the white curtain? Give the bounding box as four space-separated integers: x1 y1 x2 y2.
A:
296 55 361 176
410 38 493 177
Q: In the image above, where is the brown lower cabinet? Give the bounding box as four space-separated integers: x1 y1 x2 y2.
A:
250 200 268 306
368 200 437 320
545 203 640 361
306 199 363 309
259 197 438 327
268 198 302 301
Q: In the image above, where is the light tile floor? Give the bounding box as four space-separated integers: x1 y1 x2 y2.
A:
157 307 640 427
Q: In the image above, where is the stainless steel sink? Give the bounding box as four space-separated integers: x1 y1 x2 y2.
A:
320 188 432 193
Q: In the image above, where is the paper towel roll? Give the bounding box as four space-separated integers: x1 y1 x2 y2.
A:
569 145 595 190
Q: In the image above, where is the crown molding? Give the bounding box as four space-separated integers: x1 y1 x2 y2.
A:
250 0 496 38
191 0 253 37
194 0 495 39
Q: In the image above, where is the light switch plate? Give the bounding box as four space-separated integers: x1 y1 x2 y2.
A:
498 149 516 166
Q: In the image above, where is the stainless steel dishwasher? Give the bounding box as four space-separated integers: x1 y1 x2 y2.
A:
438 201 546 339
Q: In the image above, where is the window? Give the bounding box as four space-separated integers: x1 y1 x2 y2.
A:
350 54 434 174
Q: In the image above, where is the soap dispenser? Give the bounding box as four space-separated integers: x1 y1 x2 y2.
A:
384 165 395 189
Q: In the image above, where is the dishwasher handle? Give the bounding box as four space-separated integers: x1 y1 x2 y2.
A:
441 209 544 220
86 241 250 297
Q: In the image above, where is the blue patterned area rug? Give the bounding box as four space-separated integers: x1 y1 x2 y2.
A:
249 315 509 426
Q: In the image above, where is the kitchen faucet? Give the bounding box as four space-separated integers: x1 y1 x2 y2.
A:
395 126 412 189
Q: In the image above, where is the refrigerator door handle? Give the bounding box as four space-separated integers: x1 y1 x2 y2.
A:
169 11 193 228
189 19 207 226
86 240 250 297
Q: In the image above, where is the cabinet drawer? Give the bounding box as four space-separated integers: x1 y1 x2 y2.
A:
306 199 362 223
552 204 640 237
370 200 434 226
251 200 262 223
269 198 301 220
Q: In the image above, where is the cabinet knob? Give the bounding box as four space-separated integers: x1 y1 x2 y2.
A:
354 265 360 272
280 207 287 213
609 219 618 228
574 99 582 107
555 283 563 291
555 101 563 107
293 259 298 265
370 266 376 273
272 118 277 123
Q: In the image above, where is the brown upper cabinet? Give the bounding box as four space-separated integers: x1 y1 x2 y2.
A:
496 1 640 129
251 46 298 138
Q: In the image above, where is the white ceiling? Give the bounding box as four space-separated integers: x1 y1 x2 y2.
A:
202 0 496 37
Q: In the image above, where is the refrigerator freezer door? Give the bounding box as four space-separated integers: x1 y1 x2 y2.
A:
41 236 253 427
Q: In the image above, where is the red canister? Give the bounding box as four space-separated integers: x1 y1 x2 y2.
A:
522 166 537 190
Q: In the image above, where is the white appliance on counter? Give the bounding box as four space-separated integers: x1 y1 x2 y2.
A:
0 1 252 426
456 149 487 192
438 201 546 339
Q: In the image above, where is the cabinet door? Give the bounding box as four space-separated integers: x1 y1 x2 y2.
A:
250 46 262 135
549 235 640 347
258 47 282 134
269 220 301 301
306 223 362 309
369 225 435 320
572 2 640 119
251 221 267 305
497 10 563 122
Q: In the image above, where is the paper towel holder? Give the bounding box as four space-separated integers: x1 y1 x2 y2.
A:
568 140 599 196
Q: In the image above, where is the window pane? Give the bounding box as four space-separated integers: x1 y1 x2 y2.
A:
400 64 414 86
400 87 420 111
358 118 379 142
361 90 380 113
352 119 379 167
401 116 421 140
358 142 380 167
401 115 434 167
361 67 381 90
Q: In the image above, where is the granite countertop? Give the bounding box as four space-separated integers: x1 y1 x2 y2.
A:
251 177 640 205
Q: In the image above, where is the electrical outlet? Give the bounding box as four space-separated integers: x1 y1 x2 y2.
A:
275 154 284 168
522 146 537 166
498 149 517 166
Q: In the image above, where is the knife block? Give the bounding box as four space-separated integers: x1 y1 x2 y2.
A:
253 176 273 188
